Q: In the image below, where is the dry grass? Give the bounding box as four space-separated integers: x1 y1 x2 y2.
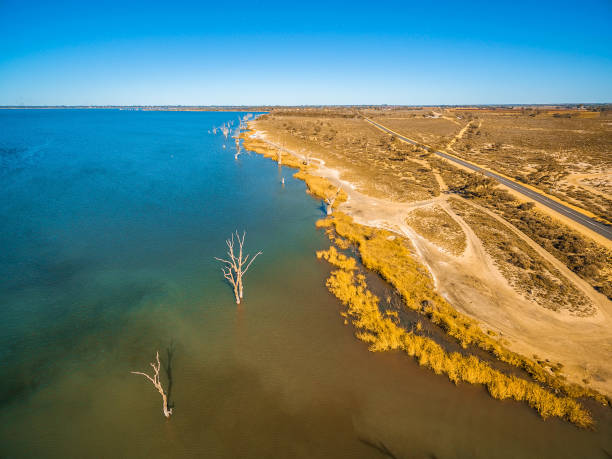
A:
447 110 612 222
240 129 304 169
319 245 593 427
363 107 612 221
318 212 606 405
430 156 612 300
405 205 466 255
254 113 440 201
448 198 594 315
242 127 348 207
366 108 463 150
316 245 356 270
293 170 348 205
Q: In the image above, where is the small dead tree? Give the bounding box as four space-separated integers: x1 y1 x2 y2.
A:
324 187 342 216
277 146 282 165
215 231 262 304
235 138 241 159
131 351 173 418
221 124 229 140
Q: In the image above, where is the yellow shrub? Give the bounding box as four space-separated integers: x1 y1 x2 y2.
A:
320 244 593 428
316 246 357 271
315 218 333 228
321 212 606 405
293 170 348 204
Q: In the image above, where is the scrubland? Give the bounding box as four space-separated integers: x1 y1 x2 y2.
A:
244 106 612 425
405 205 466 256
431 156 612 300
255 111 440 201
448 198 594 314
375 107 612 222
365 107 462 150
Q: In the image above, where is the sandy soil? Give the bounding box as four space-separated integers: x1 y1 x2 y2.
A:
250 127 612 397
565 172 612 199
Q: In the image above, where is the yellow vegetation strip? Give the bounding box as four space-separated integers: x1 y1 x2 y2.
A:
316 244 592 428
316 213 606 405
241 128 347 208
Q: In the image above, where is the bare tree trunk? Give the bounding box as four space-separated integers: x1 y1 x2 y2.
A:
161 391 172 418
235 138 241 160
131 351 173 418
215 231 262 304
324 187 342 216
234 282 241 304
221 124 229 140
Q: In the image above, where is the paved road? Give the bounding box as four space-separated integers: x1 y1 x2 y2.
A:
365 118 612 241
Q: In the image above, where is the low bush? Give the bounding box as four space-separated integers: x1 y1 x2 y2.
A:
319 212 607 405
321 247 593 427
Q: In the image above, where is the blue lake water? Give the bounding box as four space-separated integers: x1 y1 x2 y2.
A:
0 109 610 458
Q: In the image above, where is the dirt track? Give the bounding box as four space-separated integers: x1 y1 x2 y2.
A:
252 128 612 397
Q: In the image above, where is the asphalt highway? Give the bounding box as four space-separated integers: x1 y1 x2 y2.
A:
365 118 612 241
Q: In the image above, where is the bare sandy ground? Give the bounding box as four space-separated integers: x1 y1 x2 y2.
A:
252 128 612 397
565 172 612 199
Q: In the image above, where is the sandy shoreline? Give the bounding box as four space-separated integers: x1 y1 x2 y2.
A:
245 125 612 399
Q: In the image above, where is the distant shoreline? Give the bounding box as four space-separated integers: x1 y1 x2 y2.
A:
0 106 272 111
1 103 610 111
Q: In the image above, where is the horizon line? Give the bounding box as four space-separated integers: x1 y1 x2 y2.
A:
1 103 611 109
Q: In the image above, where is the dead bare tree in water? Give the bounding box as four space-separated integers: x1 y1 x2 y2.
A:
239 114 251 130
235 137 241 159
221 124 229 140
325 187 342 215
215 231 262 304
131 351 173 418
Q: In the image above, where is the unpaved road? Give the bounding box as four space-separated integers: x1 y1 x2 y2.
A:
250 128 612 396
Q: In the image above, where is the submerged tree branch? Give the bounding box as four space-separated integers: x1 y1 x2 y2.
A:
131 351 173 418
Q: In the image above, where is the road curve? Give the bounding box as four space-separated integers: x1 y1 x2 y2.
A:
364 118 612 241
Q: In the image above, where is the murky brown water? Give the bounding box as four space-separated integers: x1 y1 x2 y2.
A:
2 255 611 458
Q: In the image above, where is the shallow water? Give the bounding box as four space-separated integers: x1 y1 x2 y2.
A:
0 109 610 458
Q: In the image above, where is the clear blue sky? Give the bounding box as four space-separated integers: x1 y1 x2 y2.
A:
1 0 610 105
